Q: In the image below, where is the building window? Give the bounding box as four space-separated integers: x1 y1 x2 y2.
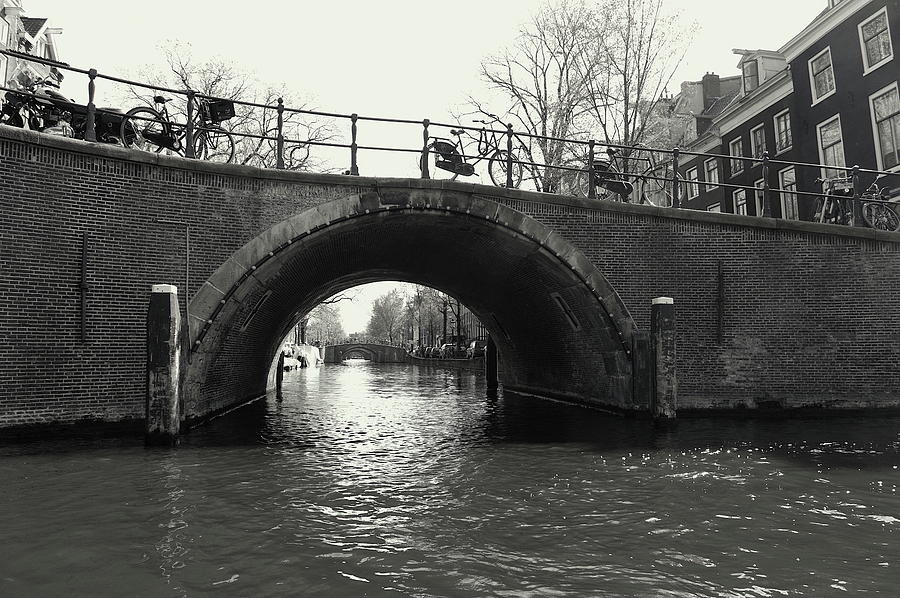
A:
742 60 759 93
859 7 893 74
750 124 767 159
754 179 766 215
0 18 9 47
733 189 748 215
808 47 836 104
707 203 721 212
685 167 699 199
729 138 744 176
817 115 846 179
0 54 7 86
870 82 900 170
779 167 799 220
774 110 792 153
704 158 719 190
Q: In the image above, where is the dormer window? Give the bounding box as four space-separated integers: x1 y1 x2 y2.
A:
742 60 759 93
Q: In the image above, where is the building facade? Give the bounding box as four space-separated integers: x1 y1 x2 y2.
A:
672 0 900 219
0 0 64 88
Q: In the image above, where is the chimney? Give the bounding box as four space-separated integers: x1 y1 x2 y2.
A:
701 73 721 111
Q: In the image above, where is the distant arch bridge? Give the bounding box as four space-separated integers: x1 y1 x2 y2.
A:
323 344 409 364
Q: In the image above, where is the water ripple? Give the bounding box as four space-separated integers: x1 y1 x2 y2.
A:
2 362 899 596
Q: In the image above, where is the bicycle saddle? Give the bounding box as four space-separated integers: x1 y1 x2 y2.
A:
450 129 464 136
153 95 171 104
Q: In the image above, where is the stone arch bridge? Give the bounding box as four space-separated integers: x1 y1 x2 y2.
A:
1 125 899 435
323 343 410 364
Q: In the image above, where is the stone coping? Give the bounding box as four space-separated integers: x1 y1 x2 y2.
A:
3 124 898 245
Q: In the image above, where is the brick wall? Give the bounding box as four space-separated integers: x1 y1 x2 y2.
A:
1 126 898 434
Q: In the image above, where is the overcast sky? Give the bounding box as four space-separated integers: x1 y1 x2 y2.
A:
24 0 828 333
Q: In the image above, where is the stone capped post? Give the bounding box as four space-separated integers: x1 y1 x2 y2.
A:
651 297 677 419
146 284 181 446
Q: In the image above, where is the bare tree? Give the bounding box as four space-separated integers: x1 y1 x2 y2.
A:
366 290 405 345
582 0 695 171
296 290 357 344
304 303 346 346
470 0 694 190
128 42 335 170
473 0 596 192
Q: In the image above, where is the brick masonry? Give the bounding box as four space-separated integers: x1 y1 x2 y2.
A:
1 126 898 435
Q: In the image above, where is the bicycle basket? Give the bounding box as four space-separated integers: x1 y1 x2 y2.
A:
199 98 235 123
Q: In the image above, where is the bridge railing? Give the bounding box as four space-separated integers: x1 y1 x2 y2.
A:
1 48 898 228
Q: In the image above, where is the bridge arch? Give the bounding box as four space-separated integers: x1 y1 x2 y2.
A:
341 346 377 361
183 187 639 423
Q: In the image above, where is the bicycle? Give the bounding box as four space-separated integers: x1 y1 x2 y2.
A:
419 116 524 188
813 176 900 231
562 146 678 206
120 94 236 164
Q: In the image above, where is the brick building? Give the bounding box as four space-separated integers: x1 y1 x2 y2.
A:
671 0 900 218
0 0 64 88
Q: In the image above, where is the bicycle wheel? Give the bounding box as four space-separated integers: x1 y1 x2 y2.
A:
419 142 461 181
862 202 900 231
817 196 849 225
568 168 616 200
487 150 523 188
120 107 168 153
639 162 675 207
194 125 235 164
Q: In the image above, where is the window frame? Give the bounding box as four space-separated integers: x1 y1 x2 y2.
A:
750 123 767 160
685 166 700 199
808 46 836 105
868 81 900 172
729 138 744 176
858 6 893 75
816 114 846 179
773 109 793 154
754 178 766 215
733 188 748 215
704 158 719 191
778 166 799 220
0 18 9 47
742 59 759 93
707 203 721 213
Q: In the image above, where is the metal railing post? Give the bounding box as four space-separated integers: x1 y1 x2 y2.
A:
421 119 430 179
671 148 680 208
276 97 285 170
506 123 514 188
851 164 863 226
184 90 196 159
762 151 772 217
587 140 596 199
84 68 97 142
350 113 359 175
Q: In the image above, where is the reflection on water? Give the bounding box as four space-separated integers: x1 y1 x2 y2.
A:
1 361 898 597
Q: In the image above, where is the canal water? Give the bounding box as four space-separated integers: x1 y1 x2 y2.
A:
2 361 898 597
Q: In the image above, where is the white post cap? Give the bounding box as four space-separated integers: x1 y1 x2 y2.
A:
151 284 179 294
652 296 674 305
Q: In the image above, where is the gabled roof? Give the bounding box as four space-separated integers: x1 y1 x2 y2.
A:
19 17 47 39
699 77 742 120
